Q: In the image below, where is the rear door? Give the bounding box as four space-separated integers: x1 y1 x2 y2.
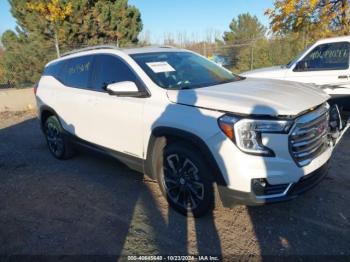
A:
54 55 95 137
38 61 65 110
285 41 350 95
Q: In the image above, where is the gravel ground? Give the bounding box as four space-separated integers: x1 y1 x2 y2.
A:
0 111 349 259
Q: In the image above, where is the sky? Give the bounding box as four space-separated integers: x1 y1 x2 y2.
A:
0 0 274 43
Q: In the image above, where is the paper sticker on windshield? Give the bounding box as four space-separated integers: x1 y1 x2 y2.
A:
146 62 175 73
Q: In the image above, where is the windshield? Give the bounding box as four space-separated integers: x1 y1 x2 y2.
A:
131 51 241 89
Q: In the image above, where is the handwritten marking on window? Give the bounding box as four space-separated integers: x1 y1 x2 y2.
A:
68 62 91 75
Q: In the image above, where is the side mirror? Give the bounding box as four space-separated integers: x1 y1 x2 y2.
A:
294 60 308 71
106 81 140 97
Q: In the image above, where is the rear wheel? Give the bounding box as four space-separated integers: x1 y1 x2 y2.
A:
44 115 75 160
156 142 215 217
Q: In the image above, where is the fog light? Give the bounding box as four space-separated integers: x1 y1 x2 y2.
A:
253 178 267 187
252 179 290 197
252 178 268 196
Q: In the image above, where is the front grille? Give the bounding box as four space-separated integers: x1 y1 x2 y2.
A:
289 105 330 167
288 162 329 195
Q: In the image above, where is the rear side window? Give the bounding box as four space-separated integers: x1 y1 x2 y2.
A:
296 42 350 71
91 54 139 91
61 55 94 89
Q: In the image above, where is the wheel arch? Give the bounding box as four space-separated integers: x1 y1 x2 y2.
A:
39 105 59 132
144 126 227 186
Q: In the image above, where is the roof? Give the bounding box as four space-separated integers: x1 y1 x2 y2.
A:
315 35 350 44
123 46 185 55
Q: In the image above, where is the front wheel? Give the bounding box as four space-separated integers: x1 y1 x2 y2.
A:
156 142 215 217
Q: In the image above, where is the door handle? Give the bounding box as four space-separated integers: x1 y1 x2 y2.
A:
338 75 348 79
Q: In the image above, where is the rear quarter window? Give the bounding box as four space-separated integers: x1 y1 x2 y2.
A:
43 61 64 80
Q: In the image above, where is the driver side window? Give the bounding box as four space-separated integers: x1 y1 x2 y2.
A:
294 42 350 72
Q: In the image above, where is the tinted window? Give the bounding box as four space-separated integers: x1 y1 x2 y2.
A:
295 42 350 71
61 56 93 88
91 54 138 91
131 52 241 90
43 61 63 80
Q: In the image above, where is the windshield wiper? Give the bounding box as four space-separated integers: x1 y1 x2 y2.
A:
167 86 192 90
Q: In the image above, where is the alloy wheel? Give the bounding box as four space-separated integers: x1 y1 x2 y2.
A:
163 153 205 210
45 122 64 157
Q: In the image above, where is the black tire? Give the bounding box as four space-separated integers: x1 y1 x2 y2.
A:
44 115 75 160
155 142 215 217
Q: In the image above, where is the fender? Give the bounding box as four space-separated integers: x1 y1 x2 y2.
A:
144 126 227 186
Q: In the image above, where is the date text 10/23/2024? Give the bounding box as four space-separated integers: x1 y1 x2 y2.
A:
127 255 220 261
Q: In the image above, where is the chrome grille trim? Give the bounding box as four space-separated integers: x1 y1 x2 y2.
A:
289 104 330 167
255 183 293 199
292 129 328 147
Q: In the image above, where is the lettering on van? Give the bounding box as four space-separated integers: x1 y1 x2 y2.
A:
309 49 348 61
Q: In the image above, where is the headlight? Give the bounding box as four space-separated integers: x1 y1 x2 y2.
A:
218 115 293 156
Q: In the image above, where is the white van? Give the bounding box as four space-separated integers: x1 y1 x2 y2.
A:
242 36 350 111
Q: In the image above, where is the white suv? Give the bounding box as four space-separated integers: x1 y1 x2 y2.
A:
36 46 347 217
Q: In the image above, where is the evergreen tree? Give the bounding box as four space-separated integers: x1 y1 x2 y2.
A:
223 13 267 43
0 30 55 84
0 46 5 82
0 0 143 84
10 0 143 50
222 13 267 72
94 0 143 46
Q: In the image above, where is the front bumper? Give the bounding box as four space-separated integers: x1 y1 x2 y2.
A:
218 162 329 207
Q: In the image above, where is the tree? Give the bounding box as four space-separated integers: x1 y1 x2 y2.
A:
9 0 143 52
0 30 55 84
0 46 4 82
222 13 267 71
1 0 143 84
224 13 266 43
266 0 350 45
26 0 73 57
94 0 143 47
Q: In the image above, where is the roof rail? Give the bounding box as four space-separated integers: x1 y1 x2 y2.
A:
158 45 176 49
60 45 120 57
60 44 178 58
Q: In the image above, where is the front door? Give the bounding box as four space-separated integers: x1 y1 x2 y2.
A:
83 54 146 158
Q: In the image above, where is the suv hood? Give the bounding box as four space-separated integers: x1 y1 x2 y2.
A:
241 66 288 79
166 78 330 116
